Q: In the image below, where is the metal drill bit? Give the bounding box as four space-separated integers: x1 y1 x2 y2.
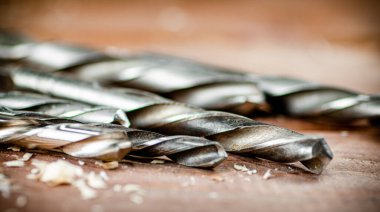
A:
0 107 132 161
0 31 265 115
74 53 380 126
10 69 333 174
252 76 380 125
0 91 130 127
0 94 227 168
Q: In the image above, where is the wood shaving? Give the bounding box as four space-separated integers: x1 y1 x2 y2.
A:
233 163 249 172
150 159 165 164
73 179 97 200
123 184 145 195
211 176 224 182
95 161 119 170
3 153 33 168
7 147 20 152
129 194 144 205
263 169 272 180
28 159 109 200
20 153 33 161
233 163 257 175
87 171 107 189
99 171 109 181
208 192 219 199
39 160 83 186
0 173 12 198
113 184 122 192
3 160 25 167
16 195 28 207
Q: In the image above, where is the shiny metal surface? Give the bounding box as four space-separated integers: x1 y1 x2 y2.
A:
95 53 380 126
0 94 227 168
0 91 130 127
0 31 265 115
11 69 333 174
255 76 380 124
0 107 131 161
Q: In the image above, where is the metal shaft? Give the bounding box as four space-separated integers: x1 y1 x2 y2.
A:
73 53 380 126
0 31 378 125
0 31 265 115
0 93 227 168
10 69 333 174
0 107 132 161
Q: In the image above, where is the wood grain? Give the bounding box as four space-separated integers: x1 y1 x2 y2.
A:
0 1 379 211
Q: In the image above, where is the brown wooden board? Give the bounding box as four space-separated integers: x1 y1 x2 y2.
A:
0 1 379 211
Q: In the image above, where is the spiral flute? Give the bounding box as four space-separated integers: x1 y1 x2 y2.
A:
0 91 130 127
0 94 227 168
0 107 132 161
74 53 380 125
10 69 333 174
1 31 376 124
0 31 265 115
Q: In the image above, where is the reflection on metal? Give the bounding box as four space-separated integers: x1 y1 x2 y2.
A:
0 107 131 161
255 77 380 125
0 96 227 168
11 70 333 174
0 91 130 127
0 31 265 115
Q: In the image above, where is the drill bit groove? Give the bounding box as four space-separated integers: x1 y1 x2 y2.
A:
10 69 333 174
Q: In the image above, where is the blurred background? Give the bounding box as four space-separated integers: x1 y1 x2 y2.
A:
0 0 379 93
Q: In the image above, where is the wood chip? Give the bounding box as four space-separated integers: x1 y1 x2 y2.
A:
86 172 107 189
16 195 28 207
208 192 219 199
113 184 122 192
99 171 109 181
150 159 165 164
233 163 249 172
3 160 25 167
0 173 12 198
233 163 257 175
129 194 144 205
123 184 145 195
95 161 119 170
7 147 20 152
39 160 83 186
73 179 97 200
263 169 272 180
20 153 33 161
211 176 224 182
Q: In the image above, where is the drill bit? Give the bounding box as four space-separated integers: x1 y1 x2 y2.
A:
0 31 265 115
0 107 132 161
0 94 228 168
0 30 378 124
73 53 380 126
0 91 130 127
10 69 333 174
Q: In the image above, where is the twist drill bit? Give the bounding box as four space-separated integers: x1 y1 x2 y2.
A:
73 53 380 126
0 107 132 161
0 31 265 115
0 95 227 168
0 31 378 124
0 91 130 127
10 69 333 174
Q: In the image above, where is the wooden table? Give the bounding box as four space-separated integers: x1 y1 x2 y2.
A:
0 1 379 211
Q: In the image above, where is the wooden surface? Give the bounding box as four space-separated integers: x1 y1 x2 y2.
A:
0 1 379 212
